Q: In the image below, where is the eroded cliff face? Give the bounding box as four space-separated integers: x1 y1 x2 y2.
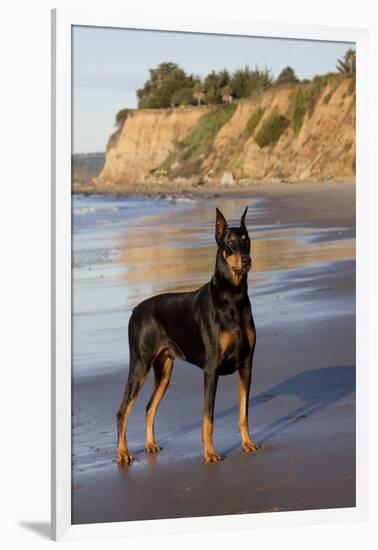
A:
95 106 212 185
94 79 355 188
206 79 355 181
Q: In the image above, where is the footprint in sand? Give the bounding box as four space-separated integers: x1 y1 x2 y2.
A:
287 453 306 464
172 484 198 501
255 474 297 492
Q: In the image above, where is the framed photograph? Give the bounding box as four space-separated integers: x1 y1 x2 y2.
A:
52 8 369 541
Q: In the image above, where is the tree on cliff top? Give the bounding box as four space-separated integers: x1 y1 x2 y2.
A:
275 66 299 86
221 84 233 104
193 83 206 106
336 49 356 75
135 63 275 109
137 62 197 108
202 69 232 105
115 108 132 127
230 66 272 99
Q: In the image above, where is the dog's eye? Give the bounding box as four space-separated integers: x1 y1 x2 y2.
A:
227 241 236 251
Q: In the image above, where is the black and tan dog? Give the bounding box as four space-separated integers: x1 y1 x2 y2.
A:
116 207 258 465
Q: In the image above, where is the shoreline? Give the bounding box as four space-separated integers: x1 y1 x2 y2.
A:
72 177 356 198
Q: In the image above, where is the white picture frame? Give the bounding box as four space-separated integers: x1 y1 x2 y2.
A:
51 8 370 541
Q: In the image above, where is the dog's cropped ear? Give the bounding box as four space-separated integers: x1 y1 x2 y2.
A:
215 208 228 243
240 206 248 230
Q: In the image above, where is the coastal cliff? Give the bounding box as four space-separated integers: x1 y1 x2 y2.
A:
86 78 355 192
94 106 211 185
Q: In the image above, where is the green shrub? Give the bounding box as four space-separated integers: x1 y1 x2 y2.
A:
289 77 340 135
245 108 265 136
323 91 333 105
307 73 340 115
347 77 356 95
171 87 195 106
275 66 299 86
289 88 309 134
182 103 237 160
255 111 289 147
161 103 237 172
307 82 324 115
115 108 132 127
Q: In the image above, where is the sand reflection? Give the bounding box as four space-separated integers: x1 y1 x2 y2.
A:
116 197 355 299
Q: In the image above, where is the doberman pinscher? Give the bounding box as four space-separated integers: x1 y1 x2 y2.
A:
116 207 258 464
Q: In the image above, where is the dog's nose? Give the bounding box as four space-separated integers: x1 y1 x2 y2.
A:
241 255 251 266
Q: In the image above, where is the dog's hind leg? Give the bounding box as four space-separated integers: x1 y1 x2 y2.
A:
237 362 259 453
145 353 174 453
116 357 149 466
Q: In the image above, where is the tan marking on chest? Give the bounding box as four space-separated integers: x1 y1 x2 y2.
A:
219 331 234 354
232 271 242 286
246 325 255 348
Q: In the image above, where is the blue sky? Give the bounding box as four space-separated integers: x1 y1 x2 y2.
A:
72 26 353 153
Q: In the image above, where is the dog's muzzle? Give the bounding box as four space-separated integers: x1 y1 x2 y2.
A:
232 256 251 275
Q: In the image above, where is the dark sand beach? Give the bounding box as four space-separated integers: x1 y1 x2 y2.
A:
72 181 355 524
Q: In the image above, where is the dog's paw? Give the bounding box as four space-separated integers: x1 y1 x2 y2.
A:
204 451 222 463
117 449 134 466
242 440 260 453
145 442 161 453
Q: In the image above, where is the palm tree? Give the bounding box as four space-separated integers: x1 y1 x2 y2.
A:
336 49 356 75
221 84 233 104
193 83 206 106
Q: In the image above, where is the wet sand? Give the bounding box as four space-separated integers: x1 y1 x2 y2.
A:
72 181 355 524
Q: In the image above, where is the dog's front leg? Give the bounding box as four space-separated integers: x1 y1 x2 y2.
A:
237 360 259 453
202 368 221 463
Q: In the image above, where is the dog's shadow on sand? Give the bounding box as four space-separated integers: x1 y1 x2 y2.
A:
160 365 355 456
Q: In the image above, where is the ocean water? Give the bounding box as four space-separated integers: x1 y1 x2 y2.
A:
72 194 193 364
72 191 355 379
72 193 196 268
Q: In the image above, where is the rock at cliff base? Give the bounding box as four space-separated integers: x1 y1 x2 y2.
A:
220 171 235 186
